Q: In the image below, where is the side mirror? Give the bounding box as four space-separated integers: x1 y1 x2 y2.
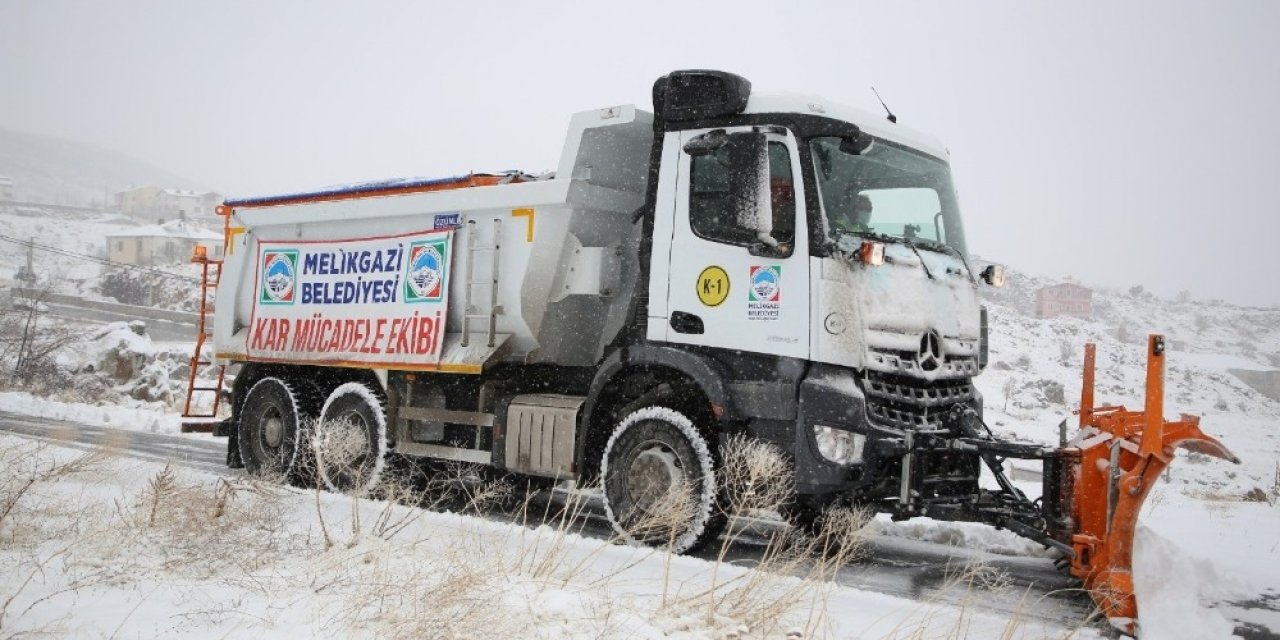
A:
980 264 1005 287
838 131 875 155
683 129 728 157
726 131 772 240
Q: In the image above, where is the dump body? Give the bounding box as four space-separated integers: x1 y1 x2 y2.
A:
213 106 654 371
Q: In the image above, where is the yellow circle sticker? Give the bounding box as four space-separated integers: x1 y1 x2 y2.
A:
696 266 730 307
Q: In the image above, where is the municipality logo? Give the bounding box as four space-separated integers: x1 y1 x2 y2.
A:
748 265 781 302
260 250 297 304
405 240 448 302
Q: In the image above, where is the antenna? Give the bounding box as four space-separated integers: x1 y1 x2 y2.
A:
871 86 897 124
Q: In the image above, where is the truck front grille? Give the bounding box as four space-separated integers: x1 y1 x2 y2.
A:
862 371 974 431
867 347 980 378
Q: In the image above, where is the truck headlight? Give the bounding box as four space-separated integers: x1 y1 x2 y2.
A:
813 425 865 465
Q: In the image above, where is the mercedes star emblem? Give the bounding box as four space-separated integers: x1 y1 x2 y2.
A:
918 330 942 372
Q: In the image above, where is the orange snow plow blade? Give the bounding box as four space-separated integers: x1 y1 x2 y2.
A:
1063 335 1238 635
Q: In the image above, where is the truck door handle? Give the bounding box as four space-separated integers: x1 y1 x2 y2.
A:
670 311 704 334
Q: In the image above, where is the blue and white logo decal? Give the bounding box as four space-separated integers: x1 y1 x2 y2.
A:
260 250 298 304
404 240 448 302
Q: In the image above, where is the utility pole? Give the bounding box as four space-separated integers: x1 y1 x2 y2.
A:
13 237 39 377
15 237 37 288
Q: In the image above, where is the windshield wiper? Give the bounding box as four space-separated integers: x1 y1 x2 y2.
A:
902 236 975 282
830 230 972 282
830 230 935 279
903 242 936 280
830 227 898 248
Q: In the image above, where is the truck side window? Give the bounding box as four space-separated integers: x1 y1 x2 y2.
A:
689 141 796 247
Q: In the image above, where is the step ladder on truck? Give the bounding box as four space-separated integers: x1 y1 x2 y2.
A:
179 207 229 433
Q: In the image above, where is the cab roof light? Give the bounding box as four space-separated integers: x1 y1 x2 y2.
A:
653 70 751 123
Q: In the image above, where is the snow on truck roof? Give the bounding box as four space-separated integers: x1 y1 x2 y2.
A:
224 171 550 209
223 94 949 210
743 92 950 161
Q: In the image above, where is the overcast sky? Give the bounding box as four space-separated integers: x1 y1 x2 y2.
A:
2 1 1278 306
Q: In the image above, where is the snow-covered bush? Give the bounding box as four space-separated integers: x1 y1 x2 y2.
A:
94 264 203 311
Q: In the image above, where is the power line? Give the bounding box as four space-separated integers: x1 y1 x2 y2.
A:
0 233 203 282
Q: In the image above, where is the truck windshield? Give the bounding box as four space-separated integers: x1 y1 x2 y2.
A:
810 136 968 256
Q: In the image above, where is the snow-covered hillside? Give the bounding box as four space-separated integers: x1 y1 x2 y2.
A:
0 209 207 307
978 269 1280 491
1 210 128 287
975 270 1280 638
0 127 206 207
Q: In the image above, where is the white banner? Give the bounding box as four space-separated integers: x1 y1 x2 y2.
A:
247 228 452 368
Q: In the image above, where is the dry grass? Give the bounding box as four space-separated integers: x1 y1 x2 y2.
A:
0 434 1098 639
1 444 106 530
614 435 883 638
719 434 795 515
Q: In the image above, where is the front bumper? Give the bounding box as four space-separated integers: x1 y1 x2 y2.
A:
790 363 987 505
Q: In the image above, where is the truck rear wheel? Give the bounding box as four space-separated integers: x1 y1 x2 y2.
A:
314 382 387 495
238 377 309 478
601 406 724 554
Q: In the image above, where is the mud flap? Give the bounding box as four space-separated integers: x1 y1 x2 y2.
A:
1061 336 1238 636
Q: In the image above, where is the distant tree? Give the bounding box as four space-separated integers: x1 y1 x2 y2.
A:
1177 290 1192 304
1129 285 1145 297
1 279 80 383
1194 314 1210 333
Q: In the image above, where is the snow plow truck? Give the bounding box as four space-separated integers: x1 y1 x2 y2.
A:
182 70 1237 634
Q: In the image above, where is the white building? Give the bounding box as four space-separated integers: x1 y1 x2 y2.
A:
0 176 14 201
116 186 222 222
106 218 223 266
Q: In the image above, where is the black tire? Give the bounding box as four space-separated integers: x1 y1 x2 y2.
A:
313 382 388 495
601 406 724 554
238 377 309 478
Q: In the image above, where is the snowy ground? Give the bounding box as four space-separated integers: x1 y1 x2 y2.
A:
0 271 1278 638
0 210 135 293
0 209 208 311
0 436 1107 639
976 275 1280 638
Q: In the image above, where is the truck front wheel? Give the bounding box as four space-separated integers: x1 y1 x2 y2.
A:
238 377 309 478
601 407 724 554
313 382 387 495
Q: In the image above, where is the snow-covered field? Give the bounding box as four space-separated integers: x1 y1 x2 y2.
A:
977 272 1280 638
2 437 1113 639
0 210 136 291
0 209 208 313
1 269 1278 638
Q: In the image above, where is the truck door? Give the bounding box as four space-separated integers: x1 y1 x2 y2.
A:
659 127 810 359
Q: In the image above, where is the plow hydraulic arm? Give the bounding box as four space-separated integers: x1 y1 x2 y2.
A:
1061 335 1238 635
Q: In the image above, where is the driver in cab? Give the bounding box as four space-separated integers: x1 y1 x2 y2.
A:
832 192 873 234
